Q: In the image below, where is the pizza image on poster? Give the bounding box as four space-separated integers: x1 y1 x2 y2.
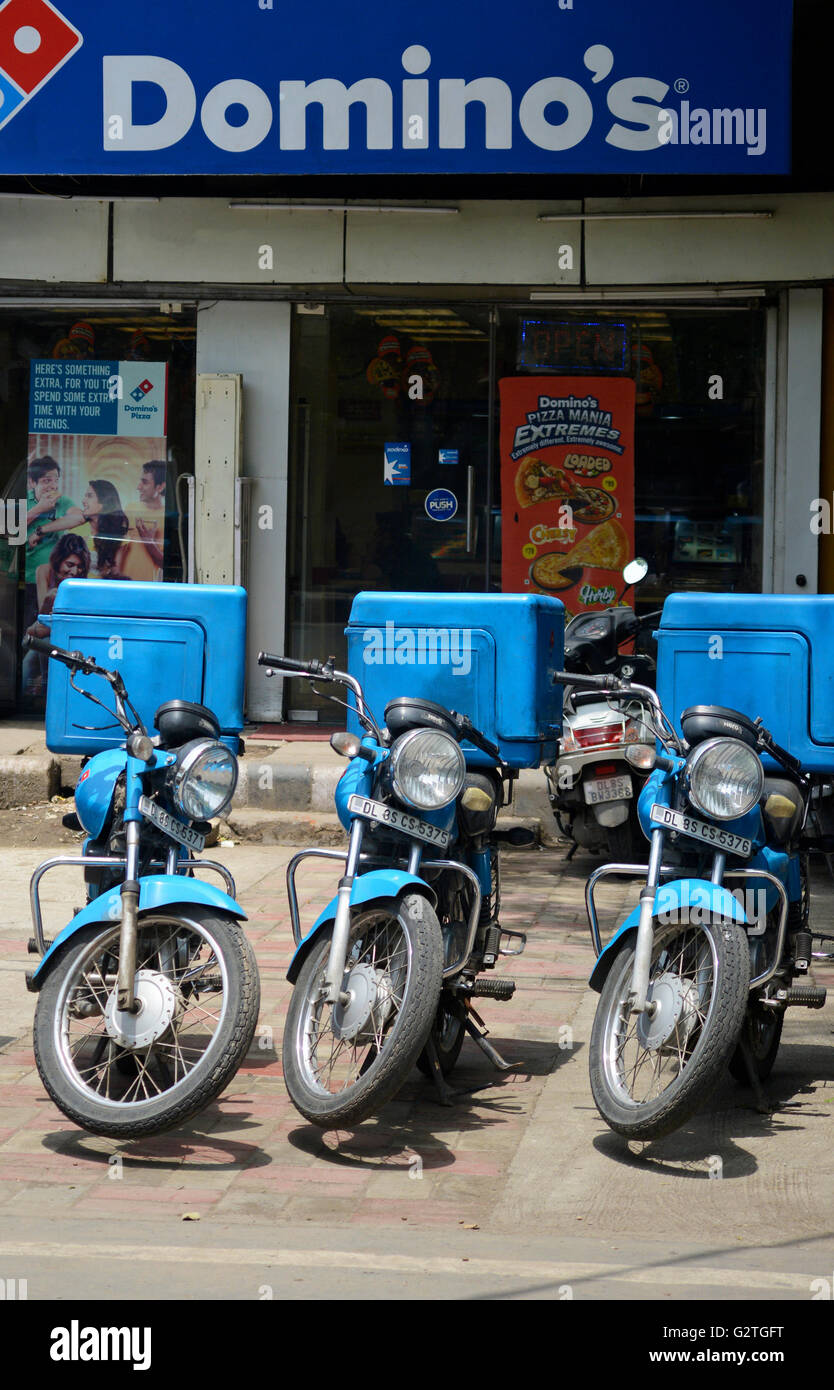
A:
499 376 636 616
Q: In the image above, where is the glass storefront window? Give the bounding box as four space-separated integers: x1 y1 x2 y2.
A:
0 307 196 712
288 301 767 722
494 306 766 610
288 304 491 719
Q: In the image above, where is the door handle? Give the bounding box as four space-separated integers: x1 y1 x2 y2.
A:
466 465 475 554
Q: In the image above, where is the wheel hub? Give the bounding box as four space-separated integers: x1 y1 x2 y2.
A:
332 963 380 1041
104 970 180 1050
636 972 700 1050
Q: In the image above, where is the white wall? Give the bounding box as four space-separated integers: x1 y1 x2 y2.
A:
196 301 291 721
771 289 823 594
0 199 108 282
113 199 343 284
583 194 834 284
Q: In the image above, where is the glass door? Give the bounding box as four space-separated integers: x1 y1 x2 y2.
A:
287 303 492 720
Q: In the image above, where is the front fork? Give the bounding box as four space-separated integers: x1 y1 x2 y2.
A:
322 819 364 1005
629 830 727 1015
320 820 424 1004
115 756 146 1014
116 820 141 1013
629 827 664 1016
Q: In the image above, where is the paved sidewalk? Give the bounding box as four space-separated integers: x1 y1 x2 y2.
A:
0 843 603 1235
1 840 833 1300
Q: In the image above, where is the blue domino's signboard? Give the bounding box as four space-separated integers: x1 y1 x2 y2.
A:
0 0 792 176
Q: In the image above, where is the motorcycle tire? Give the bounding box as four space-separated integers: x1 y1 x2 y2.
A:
282 893 443 1128
589 916 749 1141
417 997 466 1078
728 1003 784 1082
33 908 260 1139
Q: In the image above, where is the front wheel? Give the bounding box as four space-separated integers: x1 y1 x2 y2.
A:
589 916 750 1140
33 908 260 1138
282 893 443 1127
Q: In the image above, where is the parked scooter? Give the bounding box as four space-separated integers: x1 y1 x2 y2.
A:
258 650 530 1128
561 667 828 1140
546 559 662 860
23 635 259 1138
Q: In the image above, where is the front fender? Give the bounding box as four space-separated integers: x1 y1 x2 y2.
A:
588 878 748 994
30 874 246 989
287 869 436 983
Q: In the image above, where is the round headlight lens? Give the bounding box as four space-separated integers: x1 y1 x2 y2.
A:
390 729 466 811
687 737 763 822
172 740 238 821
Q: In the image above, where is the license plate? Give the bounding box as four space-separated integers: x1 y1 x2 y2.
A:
347 794 451 848
650 803 752 857
584 775 633 805
139 796 206 851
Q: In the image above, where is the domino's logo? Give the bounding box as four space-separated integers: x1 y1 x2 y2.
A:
130 378 154 403
0 0 82 133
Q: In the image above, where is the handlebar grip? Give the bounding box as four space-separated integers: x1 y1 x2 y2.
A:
552 669 622 690
258 651 317 673
22 634 57 657
22 635 80 667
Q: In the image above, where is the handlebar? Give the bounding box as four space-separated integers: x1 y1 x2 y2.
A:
258 651 329 677
755 721 803 776
22 635 103 678
552 669 627 692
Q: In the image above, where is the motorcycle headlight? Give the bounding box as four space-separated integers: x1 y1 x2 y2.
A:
170 739 238 821
687 737 764 821
389 729 466 811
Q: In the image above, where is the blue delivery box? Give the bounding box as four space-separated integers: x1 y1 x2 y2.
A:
345 591 564 768
44 580 246 754
656 593 834 772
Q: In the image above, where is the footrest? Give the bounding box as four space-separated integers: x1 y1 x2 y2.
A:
27 937 53 955
468 977 516 1001
499 928 526 957
782 985 827 1009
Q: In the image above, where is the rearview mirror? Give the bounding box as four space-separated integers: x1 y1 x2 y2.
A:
622 557 648 587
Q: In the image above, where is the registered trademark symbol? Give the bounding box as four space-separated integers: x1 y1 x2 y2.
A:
674 78 689 94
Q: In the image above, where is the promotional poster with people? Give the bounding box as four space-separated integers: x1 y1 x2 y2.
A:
500 376 636 617
22 359 171 698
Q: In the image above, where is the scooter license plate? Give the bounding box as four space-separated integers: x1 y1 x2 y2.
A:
139 796 206 851
347 795 451 848
584 775 633 805
650 803 752 857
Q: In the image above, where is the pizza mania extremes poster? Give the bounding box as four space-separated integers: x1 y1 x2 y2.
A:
500 376 636 617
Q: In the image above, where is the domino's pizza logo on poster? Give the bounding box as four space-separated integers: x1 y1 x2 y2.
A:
0 0 82 133
130 378 154 404
425 488 458 522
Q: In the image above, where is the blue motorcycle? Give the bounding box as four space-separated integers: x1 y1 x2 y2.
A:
258 650 528 1128
556 669 824 1140
24 635 259 1138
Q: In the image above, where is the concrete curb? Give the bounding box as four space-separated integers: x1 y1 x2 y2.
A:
0 733 566 845
0 756 60 809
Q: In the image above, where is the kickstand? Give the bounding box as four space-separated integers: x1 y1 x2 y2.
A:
422 1034 457 1106
566 842 578 862
464 1005 517 1072
736 1027 771 1115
